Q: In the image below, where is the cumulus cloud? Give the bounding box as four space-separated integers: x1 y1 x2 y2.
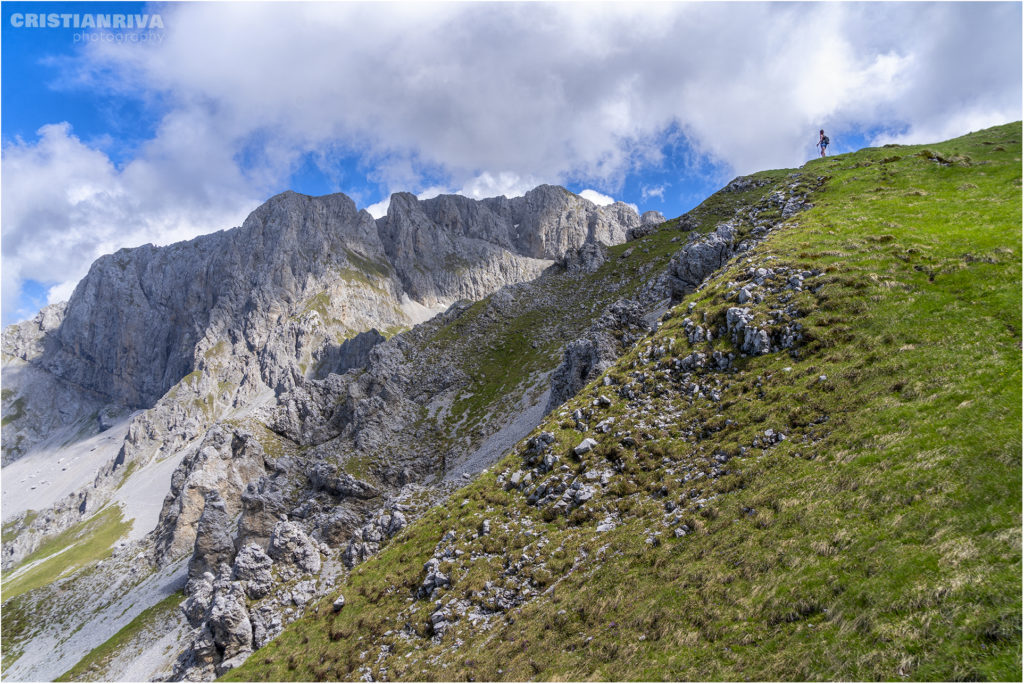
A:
3 1 1020 322
578 189 616 207
1 122 258 319
642 184 667 202
78 2 1018 181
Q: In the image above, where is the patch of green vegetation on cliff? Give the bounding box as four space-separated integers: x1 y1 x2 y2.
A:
1 396 26 427
203 340 228 360
1 506 133 601
56 591 185 682
382 324 408 339
1 511 38 545
344 247 393 281
226 123 1021 682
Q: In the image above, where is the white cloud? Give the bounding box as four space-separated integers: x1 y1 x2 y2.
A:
457 172 540 200
869 106 1022 148
79 1 1016 186
1 122 257 320
578 189 616 207
46 281 77 306
4 1 1020 322
363 198 391 220
642 184 667 202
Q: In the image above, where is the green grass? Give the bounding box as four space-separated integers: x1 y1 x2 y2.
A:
56 591 184 681
0 506 133 601
1 396 26 427
225 123 1020 682
421 175 788 440
381 324 408 339
343 247 393 281
1 511 37 545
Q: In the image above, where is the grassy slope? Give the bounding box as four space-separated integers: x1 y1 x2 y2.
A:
0 506 131 602
55 591 184 681
1 506 133 670
418 166 800 442
225 123 1021 682
240 124 1019 680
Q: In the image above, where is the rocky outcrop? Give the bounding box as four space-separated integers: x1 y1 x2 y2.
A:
312 329 386 379
267 521 321 577
559 242 609 275
153 425 269 566
665 222 737 300
188 492 235 581
641 210 666 225
0 303 110 465
628 210 667 240
232 543 274 599
546 300 654 413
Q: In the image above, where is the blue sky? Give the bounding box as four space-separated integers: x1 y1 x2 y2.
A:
2 1 1021 326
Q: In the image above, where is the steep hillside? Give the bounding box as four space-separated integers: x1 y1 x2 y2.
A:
1 185 656 681
1 159 816 679
223 123 1022 681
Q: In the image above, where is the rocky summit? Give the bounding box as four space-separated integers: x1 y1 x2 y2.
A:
1 125 1020 683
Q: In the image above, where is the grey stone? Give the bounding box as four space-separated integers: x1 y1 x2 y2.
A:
547 299 651 413
290 579 317 607
181 575 215 627
232 543 274 599
666 223 736 300
574 438 598 456
560 242 609 274
207 583 253 665
250 604 284 650
268 520 321 575
188 492 235 581
641 210 666 226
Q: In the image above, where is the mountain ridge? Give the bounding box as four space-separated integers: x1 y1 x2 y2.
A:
1 123 1019 683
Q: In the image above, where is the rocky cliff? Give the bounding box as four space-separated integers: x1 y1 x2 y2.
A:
1 186 642 565
2 186 640 457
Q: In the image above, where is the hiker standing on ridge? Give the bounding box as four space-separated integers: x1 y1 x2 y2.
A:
818 129 830 157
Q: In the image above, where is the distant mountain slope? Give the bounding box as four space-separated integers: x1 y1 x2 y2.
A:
1 185 643 464
222 123 1022 681
0 184 647 578
0 182 665 679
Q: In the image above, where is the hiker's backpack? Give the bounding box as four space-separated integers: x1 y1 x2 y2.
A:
823 135 830 145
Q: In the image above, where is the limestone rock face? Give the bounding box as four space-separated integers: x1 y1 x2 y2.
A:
232 544 274 599
546 299 654 412
43 192 388 409
3 185 641 467
0 304 108 465
641 210 666 225
666 222 737 300
312 329 385 379
153 425 268 566
206 581 253 672
560 242 609 275
188 492 235 581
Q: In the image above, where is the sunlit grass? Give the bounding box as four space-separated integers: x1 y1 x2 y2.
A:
220 122 1019 681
